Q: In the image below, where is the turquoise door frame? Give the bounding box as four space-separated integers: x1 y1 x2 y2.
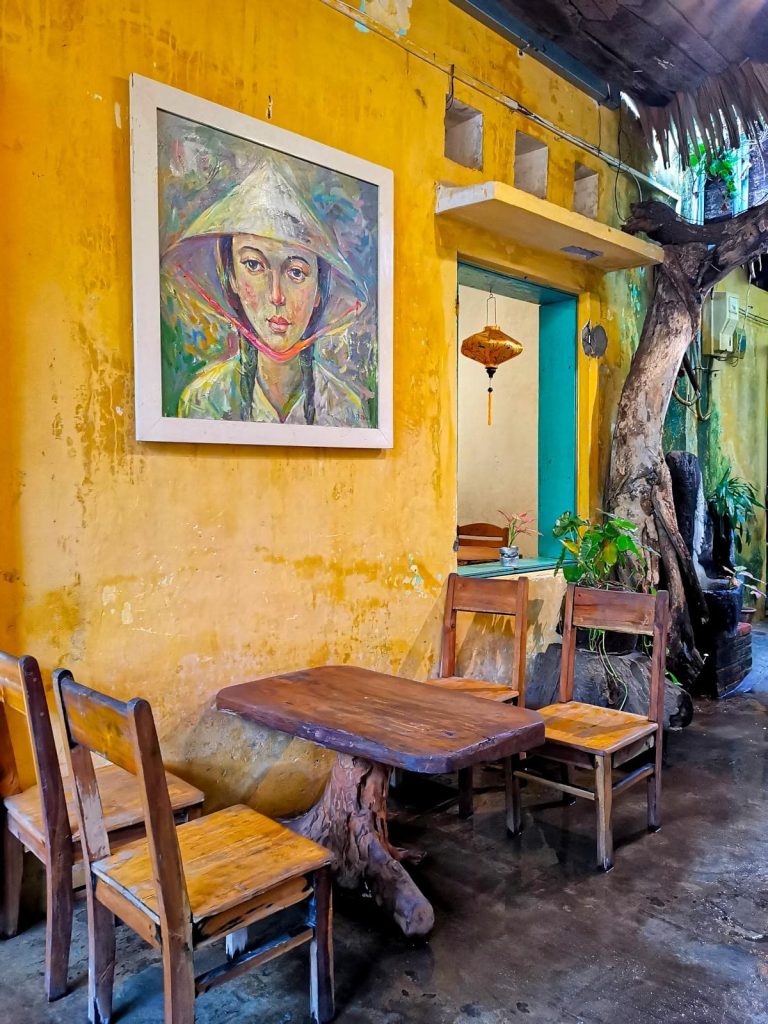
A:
538 299 578 557
457 262 578 561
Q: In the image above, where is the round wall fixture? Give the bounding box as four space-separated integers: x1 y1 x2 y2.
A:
581 321 608 358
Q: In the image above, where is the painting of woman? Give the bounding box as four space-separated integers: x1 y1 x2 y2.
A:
163 158 372 427
136 89 392 446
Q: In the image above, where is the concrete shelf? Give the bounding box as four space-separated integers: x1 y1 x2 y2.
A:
436 181 664 272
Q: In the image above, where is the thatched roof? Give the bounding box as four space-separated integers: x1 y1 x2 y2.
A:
463 0 768 165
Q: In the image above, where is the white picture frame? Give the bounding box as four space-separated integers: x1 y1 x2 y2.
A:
130 74 394 448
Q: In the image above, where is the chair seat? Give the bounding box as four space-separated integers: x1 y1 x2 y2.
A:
538 701 658 755
4 762 204 849
423 676 517 702
92 804 332 924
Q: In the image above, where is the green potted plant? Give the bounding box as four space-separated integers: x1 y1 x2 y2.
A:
707 469 764 569
552 510 648 653
497 510 539 565
723 565 765 623
690 143 740 222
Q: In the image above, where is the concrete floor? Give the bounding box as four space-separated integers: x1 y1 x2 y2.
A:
4 632 768 1023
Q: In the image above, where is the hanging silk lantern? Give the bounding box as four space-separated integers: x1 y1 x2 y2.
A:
461 289 523 425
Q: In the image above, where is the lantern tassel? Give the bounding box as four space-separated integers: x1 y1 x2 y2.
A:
485 367 497 427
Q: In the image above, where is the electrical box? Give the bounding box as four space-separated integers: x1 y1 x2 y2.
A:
702 292 739 355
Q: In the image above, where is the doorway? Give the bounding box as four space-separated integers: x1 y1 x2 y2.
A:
457 262 578 568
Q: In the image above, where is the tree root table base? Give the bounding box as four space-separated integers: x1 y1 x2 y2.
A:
289 753 434 937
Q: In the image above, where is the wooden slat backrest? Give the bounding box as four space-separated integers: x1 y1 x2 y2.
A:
0 650 25 715
570 587 658 634
55 675 139 775
0 652 69 840
559 585 671 723
54 671 192 945
439 574 530 706
18 656 71 853
456 523 506 548
0 652 21 798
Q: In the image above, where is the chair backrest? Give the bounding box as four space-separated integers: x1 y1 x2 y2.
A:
54 670 191 937
456 523 507 548
559 585 670 723
0 651 71 848
439 573 530 705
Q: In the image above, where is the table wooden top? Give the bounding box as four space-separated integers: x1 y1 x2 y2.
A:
457 545 503 564
216 665 544 773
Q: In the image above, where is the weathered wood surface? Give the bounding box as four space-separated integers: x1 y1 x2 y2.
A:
537 702 657 756
217 665 544 772
5 763 203 847
526 643 693 730
218 665 543 937
290 753 434 936
94 804 330 922
570 587 657 635
457 522 506 547
419 675 517 701
457 545 505 563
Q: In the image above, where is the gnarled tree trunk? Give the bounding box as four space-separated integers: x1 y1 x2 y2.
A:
607 199 768 682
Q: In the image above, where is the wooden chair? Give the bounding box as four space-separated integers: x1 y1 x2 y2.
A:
54 669 335 1024
457 523 507 549
420 573 529 819
0 652 204 1000
510 586 670 871
456 522 507 564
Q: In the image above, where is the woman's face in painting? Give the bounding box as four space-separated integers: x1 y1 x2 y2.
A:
229 234 320 353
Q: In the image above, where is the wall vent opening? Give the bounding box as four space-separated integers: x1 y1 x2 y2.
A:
514 131 548 199
573 162 599 218
444 100 484 170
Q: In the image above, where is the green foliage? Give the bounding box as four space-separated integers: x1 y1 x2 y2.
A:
689 143 739 199
707 469 764 553
552 511 646 588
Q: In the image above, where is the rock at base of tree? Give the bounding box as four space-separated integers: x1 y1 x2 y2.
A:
527 643 694 730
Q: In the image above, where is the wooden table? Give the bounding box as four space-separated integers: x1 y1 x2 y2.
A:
457 544 503 564
217 665 544 936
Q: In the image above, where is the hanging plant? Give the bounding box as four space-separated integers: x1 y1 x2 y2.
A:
689 143 739 199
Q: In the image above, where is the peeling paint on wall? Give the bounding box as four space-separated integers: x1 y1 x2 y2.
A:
356 0 412 35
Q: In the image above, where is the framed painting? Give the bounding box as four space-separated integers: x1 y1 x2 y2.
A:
130 74 394 448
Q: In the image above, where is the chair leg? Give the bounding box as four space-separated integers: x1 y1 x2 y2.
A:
310 867 335 1024
162 931 196 1024
647 735 663 832
45 846 74 1000
457 767 474 819
595 755 614 872
87 899 115 1024
504 757 523 836
1 822 24 938
559 764 576 806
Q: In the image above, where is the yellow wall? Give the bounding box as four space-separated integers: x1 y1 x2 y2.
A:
0 0 653 813
457 288 539 555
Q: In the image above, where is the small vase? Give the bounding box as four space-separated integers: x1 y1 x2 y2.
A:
499 545 519 565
